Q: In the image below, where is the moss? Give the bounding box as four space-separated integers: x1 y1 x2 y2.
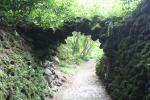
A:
96 1 150 100
96 54 106 79
0 29 49 99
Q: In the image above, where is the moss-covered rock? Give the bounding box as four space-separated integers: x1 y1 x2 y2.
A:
0 28 50 99
96 0 150 100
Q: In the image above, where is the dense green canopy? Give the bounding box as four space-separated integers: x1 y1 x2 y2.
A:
0 0 141 28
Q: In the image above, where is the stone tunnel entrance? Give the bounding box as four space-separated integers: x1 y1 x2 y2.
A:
16 16 110 59
49 31 109 100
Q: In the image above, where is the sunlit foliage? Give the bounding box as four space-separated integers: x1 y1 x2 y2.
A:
0 0 141 28
0 0 41 25
57 32 102 64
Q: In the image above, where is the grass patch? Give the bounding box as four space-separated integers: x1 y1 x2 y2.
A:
60 67 75 75
59 61 75 75
59 61 72 68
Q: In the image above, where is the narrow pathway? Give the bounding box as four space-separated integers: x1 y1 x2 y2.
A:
50 60 111 100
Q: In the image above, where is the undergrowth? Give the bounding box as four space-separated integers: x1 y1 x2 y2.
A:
0 29 49 99
59 61 75 75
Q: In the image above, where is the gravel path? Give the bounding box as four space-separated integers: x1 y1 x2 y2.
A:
50 60 112 100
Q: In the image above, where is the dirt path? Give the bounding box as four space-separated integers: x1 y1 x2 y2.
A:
49 60 111 100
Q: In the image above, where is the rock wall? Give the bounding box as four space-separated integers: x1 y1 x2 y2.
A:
0 26 67 99
96 0 150 100
0 27 49 99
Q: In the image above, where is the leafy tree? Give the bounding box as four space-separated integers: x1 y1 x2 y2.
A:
0 0 41 25
0 0 141 28
57 32 102 63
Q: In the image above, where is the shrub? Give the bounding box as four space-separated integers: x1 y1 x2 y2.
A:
96 54 106 79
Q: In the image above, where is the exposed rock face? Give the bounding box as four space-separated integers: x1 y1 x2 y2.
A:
43 60 67 94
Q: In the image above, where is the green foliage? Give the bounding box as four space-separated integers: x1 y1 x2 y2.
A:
59 61 75 75
57 32 102 75
98 0 141 17
29 0 75 28
121 0 142 14
96 54 106 79
0 30 49 99
57 32 102 64
60 67 75 75
0 0 141 28
59 61 73 68
0 0 41 25
0 54 48 100
28 0 141 28
0 70 5 77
